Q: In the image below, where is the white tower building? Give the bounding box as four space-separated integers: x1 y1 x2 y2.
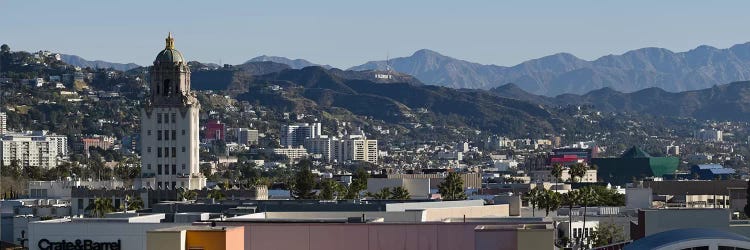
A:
138 34 205 190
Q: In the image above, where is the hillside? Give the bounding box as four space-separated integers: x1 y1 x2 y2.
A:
224 66 559 136
246 55 333 69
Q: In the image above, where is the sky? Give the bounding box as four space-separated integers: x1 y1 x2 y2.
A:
2 0 750 69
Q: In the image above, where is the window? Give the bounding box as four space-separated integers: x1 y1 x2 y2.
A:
147 164 152 170
171 113 176 123
157 147 162 158
147 147 152 153
164 113 169 124
147 130 152 136
77 199 83 209
157 165 162 175
164 130 169 140
157 113 162 123
172 182 176 189
182 130 186 135
172 164 176 174
157 130 162 141
182 147 186 152
157 182 162 189
164 147 169 158
163 79 171 97
182 164 186 170
172 147 176 158
172 130 176 140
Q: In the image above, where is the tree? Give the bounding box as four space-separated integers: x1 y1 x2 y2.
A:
207 189 226 201
579 186 599 247
178 188 198 201
524 186 544 217
345 168 369 199
123 195 144 211
0 44 9 53
561 189 580 247
551 164 564 190
390 186 411 200
569 163 588 183
590 222 626 247
438 172 467 200
367 187 391 199
292 165 316 199
318 179 343 200
86 197 114 218
540 189 561 217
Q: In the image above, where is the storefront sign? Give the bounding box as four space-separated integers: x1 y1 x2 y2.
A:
38 239 121 250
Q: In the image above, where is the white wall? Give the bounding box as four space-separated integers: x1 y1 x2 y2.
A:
28 221 189 250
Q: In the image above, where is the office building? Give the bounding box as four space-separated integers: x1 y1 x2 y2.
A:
333 134 378 164
0 112 6 134
235 128 259 146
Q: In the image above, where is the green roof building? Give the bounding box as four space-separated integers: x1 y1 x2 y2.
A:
591 146 679 185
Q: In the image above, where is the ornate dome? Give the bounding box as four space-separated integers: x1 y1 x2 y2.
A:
154 33 184 64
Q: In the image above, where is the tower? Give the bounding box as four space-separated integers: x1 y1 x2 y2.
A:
139 33 205 190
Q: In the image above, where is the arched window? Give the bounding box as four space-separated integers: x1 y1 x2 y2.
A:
163 79 171 96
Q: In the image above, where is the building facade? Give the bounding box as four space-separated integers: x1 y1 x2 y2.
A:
0 131 67 169
139 34 205 190
280 123 321 147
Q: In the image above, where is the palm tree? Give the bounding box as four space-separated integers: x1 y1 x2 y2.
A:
579 186 599 247
540 190 561 217
524 186 545 217
123 195 144 211
551 164 564 191
569 163 588 183
86 197 114 218
366 187 391 199
561 190 581 247
207 189 226 201
390 186 411 200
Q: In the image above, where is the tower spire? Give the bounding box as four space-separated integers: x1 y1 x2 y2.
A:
165 32 175 49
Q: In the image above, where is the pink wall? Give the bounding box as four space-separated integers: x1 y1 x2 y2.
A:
226 227 245 250
215 222 522 250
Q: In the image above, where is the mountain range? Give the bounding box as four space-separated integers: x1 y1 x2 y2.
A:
60 54 140 71
62 42 750 96
245 55 332 69
492 81 750 121
350 43 750 96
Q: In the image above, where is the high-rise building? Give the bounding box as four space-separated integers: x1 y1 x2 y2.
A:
235 128 259 146
333 134 378 164
280 123 321 147
139 34 205 190
0 112 7 134
306 135 333 161
0 131 67 169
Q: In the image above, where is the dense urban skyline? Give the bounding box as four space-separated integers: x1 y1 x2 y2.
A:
3 1 750 68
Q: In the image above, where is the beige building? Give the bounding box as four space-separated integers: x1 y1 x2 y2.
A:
334 135 378 164
139 34 205 190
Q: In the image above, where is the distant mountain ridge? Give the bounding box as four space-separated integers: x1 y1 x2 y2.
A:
246 55 332 70
491 81 750 121
60 54 140 71
350 43 750 96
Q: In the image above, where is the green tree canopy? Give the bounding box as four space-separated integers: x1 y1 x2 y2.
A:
439 172 467 201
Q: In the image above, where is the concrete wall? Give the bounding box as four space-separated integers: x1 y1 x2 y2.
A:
220 222 484 250
641 209 730 237
626 188 652 209
493 195 521 216
386 200 485 212
422 205 509 221
147 230 185 250
262 211 426 223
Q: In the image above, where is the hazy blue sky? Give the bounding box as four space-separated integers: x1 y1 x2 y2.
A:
2 1 749 68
